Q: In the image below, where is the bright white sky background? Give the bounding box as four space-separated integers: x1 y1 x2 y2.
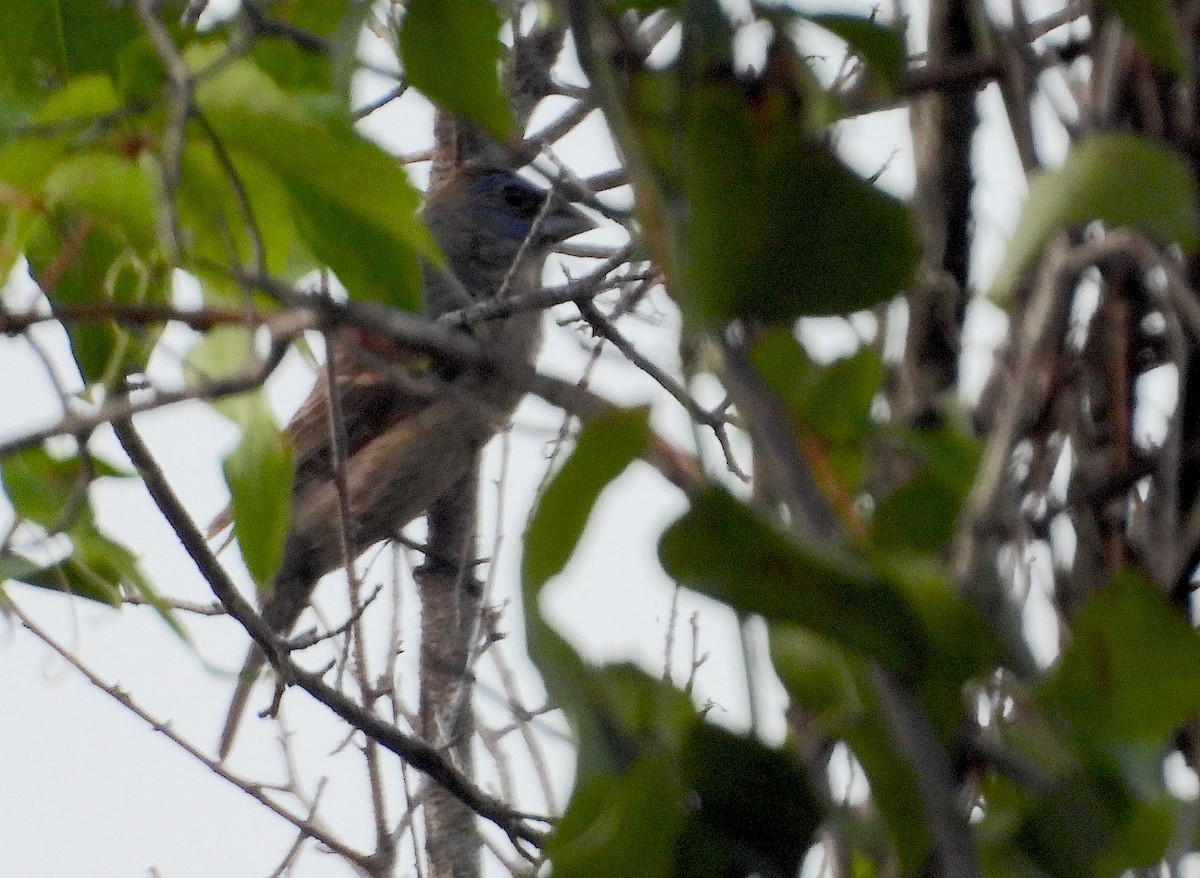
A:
0 1 1120 875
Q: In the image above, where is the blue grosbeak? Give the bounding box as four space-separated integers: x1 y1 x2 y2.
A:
217 167 594 756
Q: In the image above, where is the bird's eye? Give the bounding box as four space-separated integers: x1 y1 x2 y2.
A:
502 184 541 215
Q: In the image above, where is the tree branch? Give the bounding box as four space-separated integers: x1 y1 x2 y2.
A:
110 416 548 848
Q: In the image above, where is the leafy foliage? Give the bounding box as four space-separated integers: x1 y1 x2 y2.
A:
1097 0 1186 76
992 134 1200 300
0 446 177 626
398 0 514 142
525 418 822 878
186 327 294 587
4 2 1200 878
195 57 432 308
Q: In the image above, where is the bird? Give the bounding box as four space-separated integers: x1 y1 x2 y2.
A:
216 166 595 757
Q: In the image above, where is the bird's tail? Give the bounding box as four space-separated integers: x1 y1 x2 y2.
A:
217 565 317 759
217 643 269 759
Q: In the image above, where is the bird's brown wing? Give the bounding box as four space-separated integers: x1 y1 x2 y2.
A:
288 366 437 490
206 335 437 540
217 394 489 759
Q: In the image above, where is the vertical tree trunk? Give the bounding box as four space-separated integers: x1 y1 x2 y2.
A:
418 465 482 878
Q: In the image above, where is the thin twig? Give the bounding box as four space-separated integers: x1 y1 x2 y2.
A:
870 666 981 878
110 416 546 846
352 81 409 122
132 0 192 258
0 302 256 334
438 247 637 328
487 644 559 814
663 585 681 685
685 611 706 695
121 594 227 615
192 108 267 275
3 594 374 870
952 235 1082 586
321 310 393 861
0 332 294 458
524 98 596 150
722 334 844 544
577 297 746 480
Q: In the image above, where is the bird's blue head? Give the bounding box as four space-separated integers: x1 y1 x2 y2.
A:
462 169 594 247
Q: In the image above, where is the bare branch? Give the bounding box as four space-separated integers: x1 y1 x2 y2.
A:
109 416 547 847
4 595 374 870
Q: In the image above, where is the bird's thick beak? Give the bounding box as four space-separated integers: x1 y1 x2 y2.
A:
540 197 598 245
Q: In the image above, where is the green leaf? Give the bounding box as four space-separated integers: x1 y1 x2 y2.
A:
25 219 163 384
871 475 960 554
871 423 982 560
0 3 62 92
806 14 906 95
1039 567 1200 746
0 92 34 144
178 140 309 285
82 524 186 633
222 401 295 588
612 0 680 11
35 73 121 124
881 555 998 739
398 0 514 142
520 605 606 770
520 407 692 783
1098 0 1186 76
805 352 883 443
9 554 122 606
743 329 814 406
750 332 883 444
1 446 100 530
288 176 423 306
595 663 699 745
68 525 144 605
0 138 68 196
982 707 1180 878
0 0 139 93
0 517 161 612
252 0 357 94
769 624 862 724
1 524 181 624
904 423 982 497
187 325 294 586
43 152 157 251
573 664 698 783
769 625 932 872
523 408 651 588
678 723 821 878
871 423 982 558
184 326 260 422
548 754 690 878
0 553 41 585
542 666 816 878
685 78 917 322
50 0 142 82
114 36 167 105
659 486 927 674
993 134 1200 301
0 205 37 287
747 332 882 492
196 59 433 309
520 408 659 783
1015 761 1174 878
5 73 121 202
